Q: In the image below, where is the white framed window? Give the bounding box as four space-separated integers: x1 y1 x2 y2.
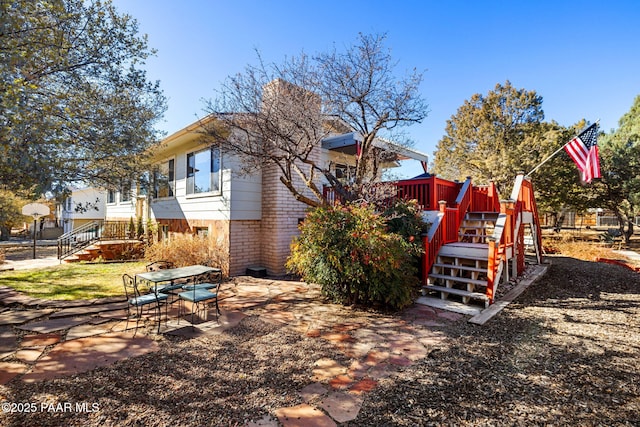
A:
107 190 117 204
153 159 175 199
120 181 132 203
186 146 221 195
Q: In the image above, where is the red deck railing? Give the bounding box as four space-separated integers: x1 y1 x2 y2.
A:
322 174 541 305
322 175 463 210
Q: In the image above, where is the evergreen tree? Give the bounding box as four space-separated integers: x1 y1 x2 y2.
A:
0 0 166 195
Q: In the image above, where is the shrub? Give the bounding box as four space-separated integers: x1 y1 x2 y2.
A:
145 234 228 271
136 216 144 240
287 203 421 310
383 199 429 257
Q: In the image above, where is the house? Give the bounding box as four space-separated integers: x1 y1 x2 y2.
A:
57 187 107 235
81 119 544 309
103 116 430 277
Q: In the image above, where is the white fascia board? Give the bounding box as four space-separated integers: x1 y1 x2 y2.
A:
372 138 430 163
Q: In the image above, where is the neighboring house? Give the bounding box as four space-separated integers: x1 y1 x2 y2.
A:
57 187 106 235
104 116 429 277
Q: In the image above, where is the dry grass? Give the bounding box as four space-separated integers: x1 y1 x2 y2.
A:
544 237 616 261
542 232 634 263
145 234 229 270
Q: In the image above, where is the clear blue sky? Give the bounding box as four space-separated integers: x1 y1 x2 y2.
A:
113 0 640 178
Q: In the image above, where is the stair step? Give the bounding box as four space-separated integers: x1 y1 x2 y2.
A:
466 211 499 218
438 255 488 264
438 242 489 260
423 284 489 301
459 233 490 238
428 273 488 287
432 263 486 273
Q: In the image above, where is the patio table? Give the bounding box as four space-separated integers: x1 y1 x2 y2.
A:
135 265 222 328
136 265 220 287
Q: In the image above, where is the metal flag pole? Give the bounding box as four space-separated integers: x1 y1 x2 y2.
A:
526 120 600 176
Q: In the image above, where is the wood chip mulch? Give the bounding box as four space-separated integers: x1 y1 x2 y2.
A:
0 255 638 426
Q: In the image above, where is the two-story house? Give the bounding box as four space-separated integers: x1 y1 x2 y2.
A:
103 113 429 277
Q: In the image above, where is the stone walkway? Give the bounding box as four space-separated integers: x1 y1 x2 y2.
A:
0 274 466 426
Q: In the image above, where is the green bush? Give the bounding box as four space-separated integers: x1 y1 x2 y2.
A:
286 202 422 310
383 199 429 256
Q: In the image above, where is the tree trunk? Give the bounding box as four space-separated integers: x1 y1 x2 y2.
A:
554 213 564 233
0 226 10 241
624 219 634 244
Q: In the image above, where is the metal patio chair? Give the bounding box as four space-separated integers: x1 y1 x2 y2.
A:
178 270 223 325
123 273 169 334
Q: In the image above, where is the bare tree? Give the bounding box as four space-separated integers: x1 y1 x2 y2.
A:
204 33 429 206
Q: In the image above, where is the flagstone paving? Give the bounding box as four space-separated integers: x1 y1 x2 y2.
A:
0 309 54 325
17 315 92 333
0 276 471 424
21 332 159 383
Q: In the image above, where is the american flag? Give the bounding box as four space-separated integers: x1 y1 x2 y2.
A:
564 122 601 183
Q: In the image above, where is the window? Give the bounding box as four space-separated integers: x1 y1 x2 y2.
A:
107 190 116 204
65 197 72 212
120 181 132 203
194 226 209 237
153 159 175 199
160 224 169 241
335 164 356 185
187 147 221 195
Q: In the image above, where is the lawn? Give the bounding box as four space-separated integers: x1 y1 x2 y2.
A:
0 261 147 300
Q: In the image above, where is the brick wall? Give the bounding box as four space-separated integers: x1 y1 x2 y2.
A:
228 220 262 276
155 217 231 275
260 146 322 276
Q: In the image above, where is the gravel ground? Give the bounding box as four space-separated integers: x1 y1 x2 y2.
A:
350 256 640 426
1 254 639 426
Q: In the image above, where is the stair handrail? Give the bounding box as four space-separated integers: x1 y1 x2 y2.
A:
509 173 543 266
421 177 473 285
422 211 444 284
485 173 543 303
455 177 473 227
485 204 514 303
57 220 100 240
57 220 103 259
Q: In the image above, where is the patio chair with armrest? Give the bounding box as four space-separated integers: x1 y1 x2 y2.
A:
145 260 175 272
123 273 169 334
178 270 223 325
181 269 222 291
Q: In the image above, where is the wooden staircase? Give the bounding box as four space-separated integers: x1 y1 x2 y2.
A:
424 217 496 308
63 240 145 263
58 220 144 262
418 173 542 308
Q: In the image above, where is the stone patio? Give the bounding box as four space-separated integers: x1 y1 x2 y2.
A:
0 274 467 425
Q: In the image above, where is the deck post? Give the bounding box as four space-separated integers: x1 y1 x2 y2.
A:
421 232 429 285
439 200 447 243
486 236 497 303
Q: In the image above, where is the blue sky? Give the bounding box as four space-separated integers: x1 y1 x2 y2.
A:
113 0 640 178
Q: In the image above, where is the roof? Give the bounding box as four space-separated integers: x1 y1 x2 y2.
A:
321 132 429 163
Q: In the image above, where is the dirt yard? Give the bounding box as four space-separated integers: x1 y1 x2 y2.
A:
1 245 58 262
353 256 640 425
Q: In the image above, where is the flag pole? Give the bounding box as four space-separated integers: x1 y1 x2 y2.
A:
526 119 600 176
526 143 569 176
